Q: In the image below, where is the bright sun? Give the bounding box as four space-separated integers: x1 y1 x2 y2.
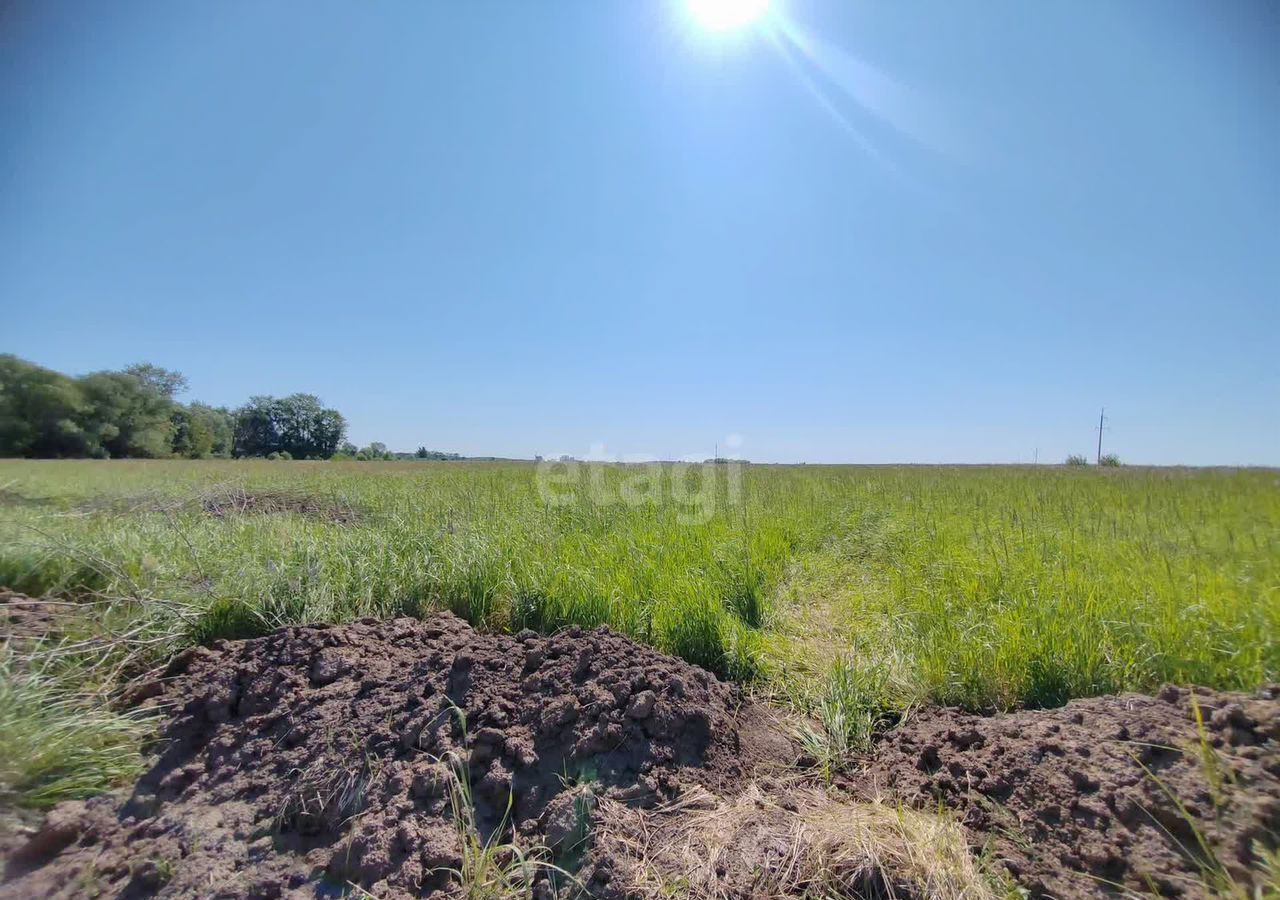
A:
688 0 771 31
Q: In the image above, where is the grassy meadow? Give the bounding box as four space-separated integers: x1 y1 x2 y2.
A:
1 459 1277 806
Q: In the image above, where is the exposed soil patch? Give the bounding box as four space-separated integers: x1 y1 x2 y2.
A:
5 608 1278 899
858 685 1280 898
1 613 792 899
0 590 83 644
66 486 359 524
198 486 360 525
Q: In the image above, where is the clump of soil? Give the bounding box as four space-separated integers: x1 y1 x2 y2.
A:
859 685 1280 898
0 590 82 644
198 486 359 524
2 613 790 899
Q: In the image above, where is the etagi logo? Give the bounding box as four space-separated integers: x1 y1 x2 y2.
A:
534 437 747 524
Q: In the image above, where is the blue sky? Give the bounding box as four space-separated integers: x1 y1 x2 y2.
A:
2 1 1276 464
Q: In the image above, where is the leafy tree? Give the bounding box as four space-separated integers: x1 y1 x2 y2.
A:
77 370 173 458
233 394 347 459
196 404 234 457
1 356 346 460
275 394 322 458
1099 453 1122 467
352 442 393 461
170 407 200 457
412 446 463 461
305 404 346 459
171 403 234 458
124 364 188 400
0 355 90 457
232 396 279 458
1065 454 1089 466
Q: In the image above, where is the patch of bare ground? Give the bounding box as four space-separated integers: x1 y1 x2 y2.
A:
0 590 84 644
65 485 360 524
857 685 1280 898
197 485 360 524
0 613 795 899
1 590 173 677
4 609 1278 899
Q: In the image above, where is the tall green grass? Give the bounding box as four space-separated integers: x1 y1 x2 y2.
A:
0 652 149 809
1 460 1276 708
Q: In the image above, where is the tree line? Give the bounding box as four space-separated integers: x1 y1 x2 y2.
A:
329 443 464 462
0 355 348 459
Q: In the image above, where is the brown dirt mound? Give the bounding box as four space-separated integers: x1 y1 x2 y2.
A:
0 590 82 644
858 684 1280 898
1 613 792 899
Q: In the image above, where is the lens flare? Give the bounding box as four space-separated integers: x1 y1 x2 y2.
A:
688 0 770 31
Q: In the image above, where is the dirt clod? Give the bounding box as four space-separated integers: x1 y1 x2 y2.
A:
859 685 1280 898
1 612 786 898
0 590 82 644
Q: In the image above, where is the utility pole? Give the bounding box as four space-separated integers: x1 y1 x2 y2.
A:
1096 408 1106 465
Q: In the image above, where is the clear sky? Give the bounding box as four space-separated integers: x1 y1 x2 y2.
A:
2 1 1276 465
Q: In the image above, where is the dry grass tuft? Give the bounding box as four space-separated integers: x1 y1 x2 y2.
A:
198 484 360 524
596 781 1004 900
275 728 379 835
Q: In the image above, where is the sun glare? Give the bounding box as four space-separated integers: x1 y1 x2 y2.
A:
688 0 770 32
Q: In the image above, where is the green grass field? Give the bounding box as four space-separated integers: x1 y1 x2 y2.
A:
1 459 1277 806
